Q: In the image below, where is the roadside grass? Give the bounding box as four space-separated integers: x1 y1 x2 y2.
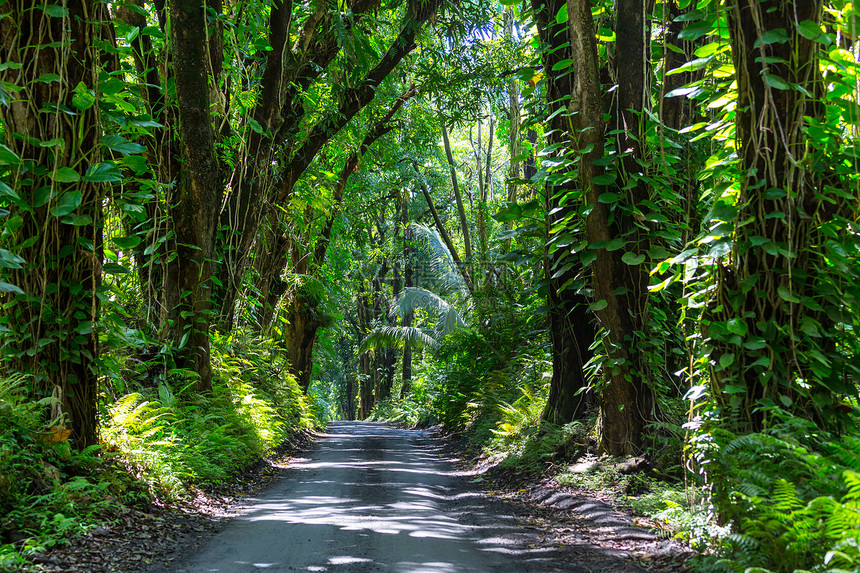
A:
0 333 319 570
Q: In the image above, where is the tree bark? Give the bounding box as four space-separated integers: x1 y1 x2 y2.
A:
531 0 595 428
593 0 655 455
0 0 109 448
712 0 841 431
281 292 324 392
167 0 223 391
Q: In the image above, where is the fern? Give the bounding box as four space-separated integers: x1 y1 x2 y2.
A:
843 471 860 502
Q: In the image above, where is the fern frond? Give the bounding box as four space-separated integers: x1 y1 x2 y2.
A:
844 471 860 502
727 532 760 551
771 479 802 512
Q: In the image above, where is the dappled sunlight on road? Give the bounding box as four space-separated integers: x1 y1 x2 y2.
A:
157 422 623 572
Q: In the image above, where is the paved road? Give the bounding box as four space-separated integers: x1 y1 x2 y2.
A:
156 422 589 572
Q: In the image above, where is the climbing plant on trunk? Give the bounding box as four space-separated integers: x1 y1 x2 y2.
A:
165 0 224 392
708 0 856 431
0 0 111 448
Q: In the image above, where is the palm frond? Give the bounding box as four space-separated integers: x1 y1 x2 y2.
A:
358 325 440 354
392 287 466 338
410 223 470 304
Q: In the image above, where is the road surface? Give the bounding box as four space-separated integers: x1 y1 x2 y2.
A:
154 422 616 572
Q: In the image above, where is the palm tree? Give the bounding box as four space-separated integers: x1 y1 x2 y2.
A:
359 223 470 354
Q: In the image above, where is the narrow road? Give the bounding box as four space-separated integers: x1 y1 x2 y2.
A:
154 422 631 572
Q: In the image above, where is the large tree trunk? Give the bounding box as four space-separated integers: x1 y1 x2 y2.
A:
214 0 381 329
0 0 108 448
166 0 223 391
218 0 442 326
532 0 595 427
593 0 655 455
281 293 322 392
711 0 843 431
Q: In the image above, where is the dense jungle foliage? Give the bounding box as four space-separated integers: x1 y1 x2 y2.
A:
1 0 859 570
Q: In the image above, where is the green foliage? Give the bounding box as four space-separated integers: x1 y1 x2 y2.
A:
0 374 149 567
102 333 318 497
696 416 860 572
0 333 318 565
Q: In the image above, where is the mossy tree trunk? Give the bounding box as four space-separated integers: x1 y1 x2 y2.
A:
712 0 848 431
0 0 110 448
532 0 595 427
593 0 655 455
165 0 223 392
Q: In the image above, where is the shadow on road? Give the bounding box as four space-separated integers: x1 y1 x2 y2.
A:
155 422 644 573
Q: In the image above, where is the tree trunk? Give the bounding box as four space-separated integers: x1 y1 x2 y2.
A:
357 281 375 418
166 0 223 392
281 293 322 392
401 195 414 397
441 120 472 262
592 0 654 455
0 0 109 448
415 175 475 294
712 0 842 431
532 0 595 427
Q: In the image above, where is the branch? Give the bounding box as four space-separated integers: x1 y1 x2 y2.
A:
273 0 443 207
412 165 475 295
441 119 472 260
311 86 418 271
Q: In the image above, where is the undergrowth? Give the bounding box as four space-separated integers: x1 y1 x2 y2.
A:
0 333 319 570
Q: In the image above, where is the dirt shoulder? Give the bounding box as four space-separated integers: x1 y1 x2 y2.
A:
439 429 698 573
22 431 317 573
